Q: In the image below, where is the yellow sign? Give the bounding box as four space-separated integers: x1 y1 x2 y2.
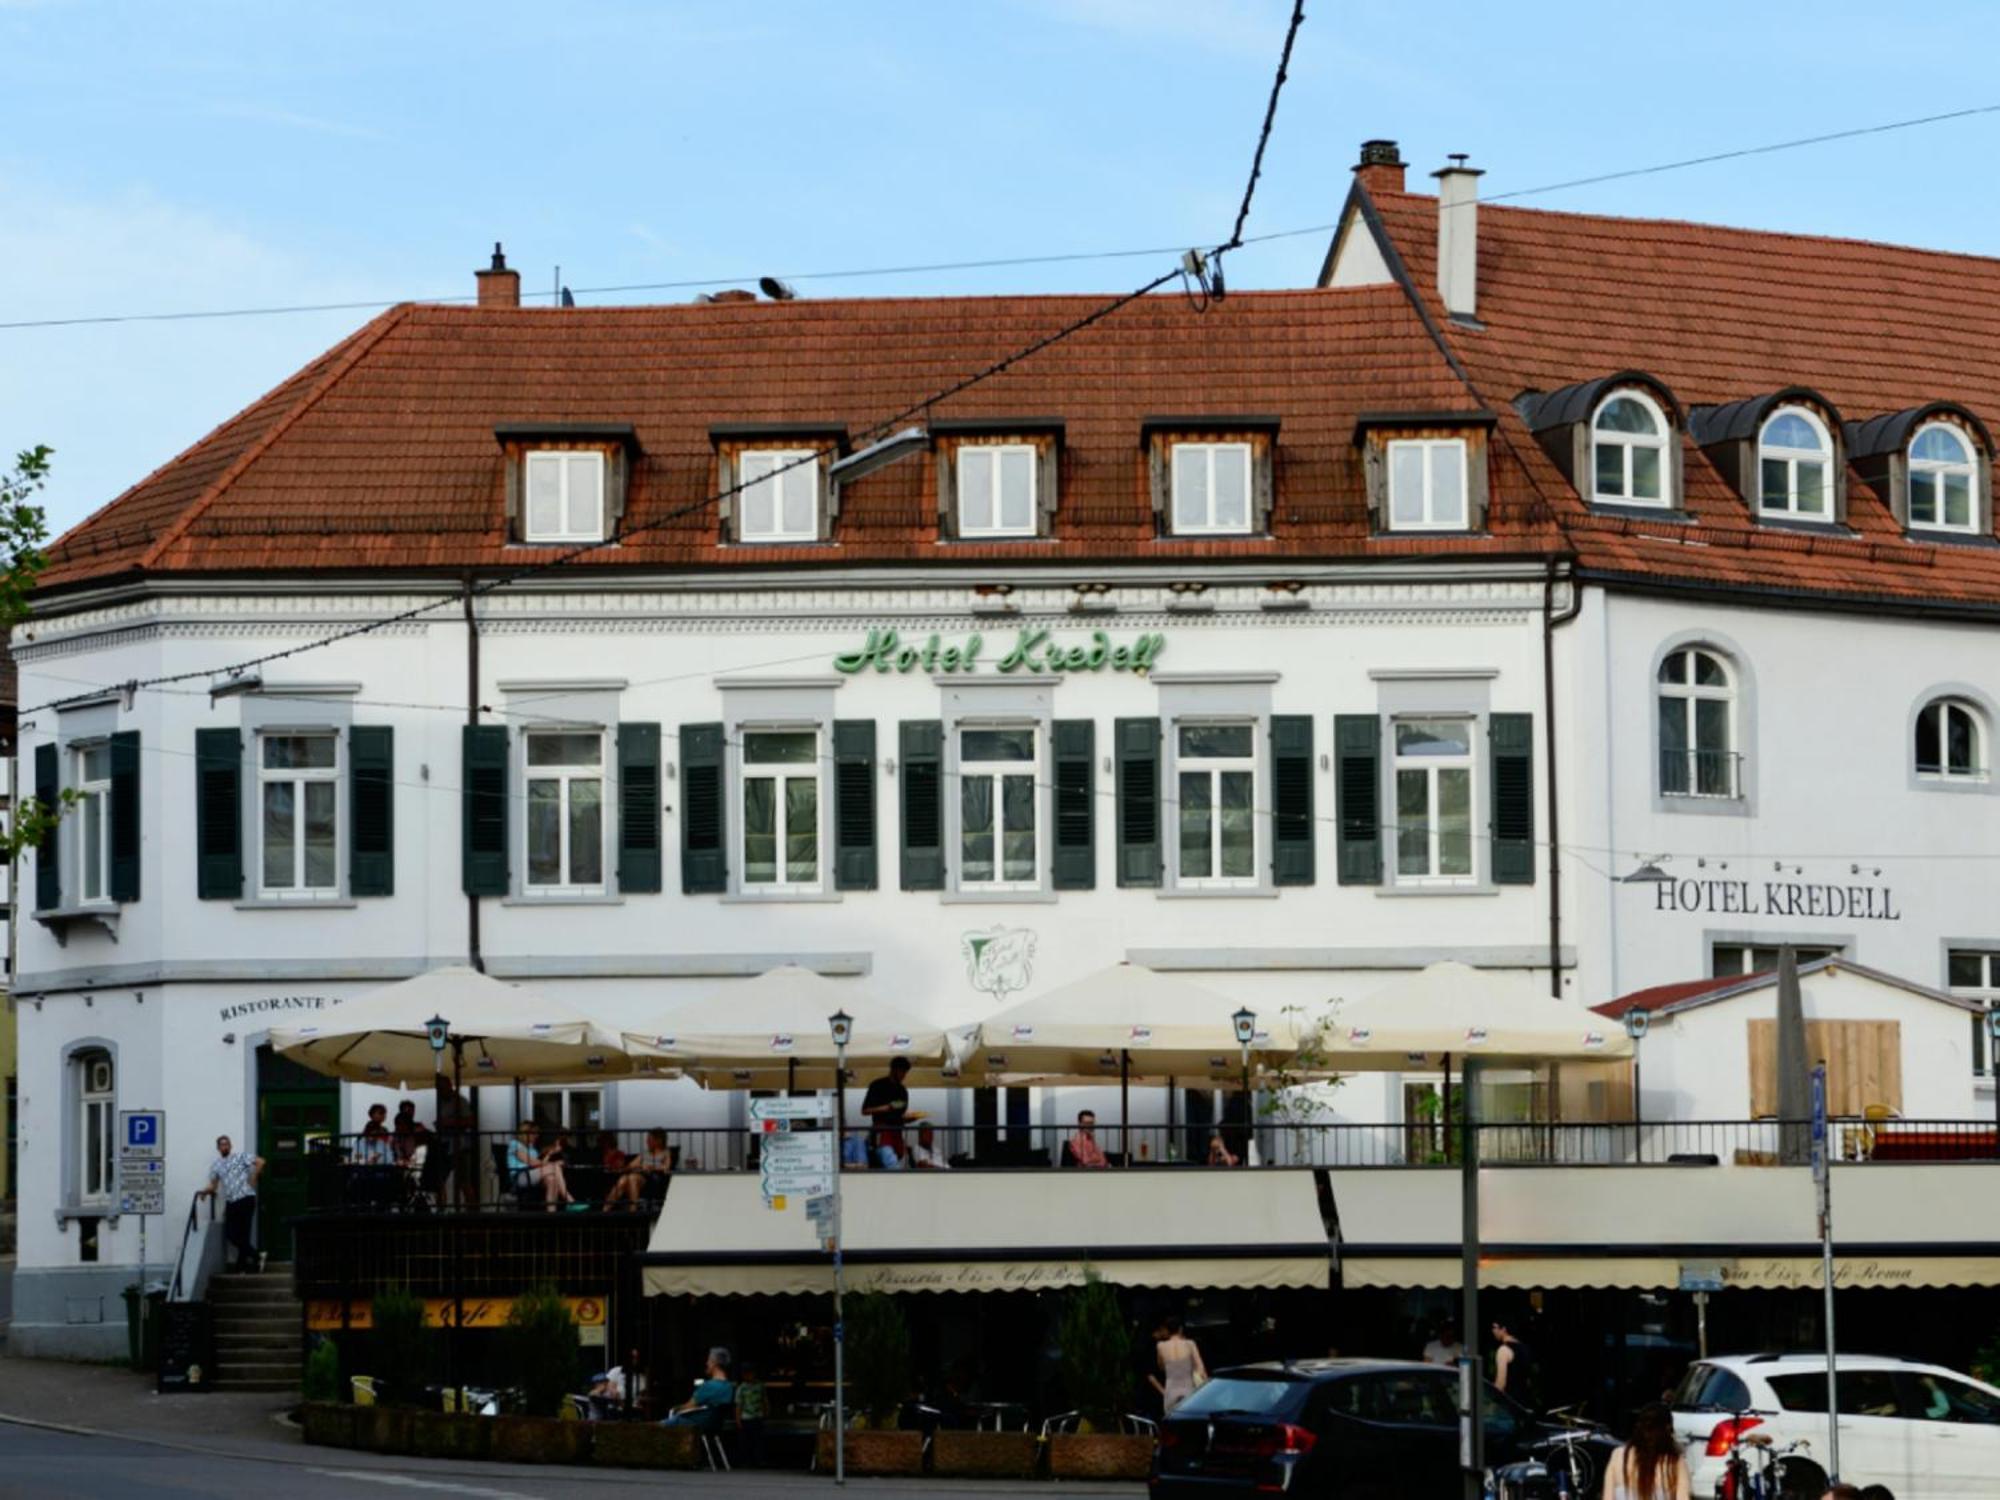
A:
305 1295 607 1331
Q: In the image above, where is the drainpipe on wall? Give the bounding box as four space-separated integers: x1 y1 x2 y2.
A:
1543 561 1582 1000
463 575 484 975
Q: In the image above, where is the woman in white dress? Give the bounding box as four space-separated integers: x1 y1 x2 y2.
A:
1151 1315 1207 1416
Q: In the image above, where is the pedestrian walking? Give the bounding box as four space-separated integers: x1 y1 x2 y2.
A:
1603 1403 1690 1500
201 1134 265 1272
1150 1315 1207 1416
1490 1314 1542 1414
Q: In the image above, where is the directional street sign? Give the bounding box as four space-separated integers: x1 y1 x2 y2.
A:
761 1128 836 1204
749 1097 834 1123
118 1110 167 1215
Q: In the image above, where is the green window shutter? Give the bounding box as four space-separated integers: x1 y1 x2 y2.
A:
1489 711 1535 886
1114 716 1161 888
679 722 726 894
1270 715 1314 887
194 728 243 901
833 719 877 891
899 720 944 891
1052 719 1095 890
461 724 510 897
349 725 395 897
1335 714 1382 886
33 741 59 910
616 722 662 894
108 730 141 903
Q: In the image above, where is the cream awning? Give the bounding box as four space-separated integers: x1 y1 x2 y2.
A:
1320 961 1632 1070
1340 1255 2000 1292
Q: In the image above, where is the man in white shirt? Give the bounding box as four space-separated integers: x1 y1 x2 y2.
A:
201 1135 266 1272
908 1124 950 1170
1422 1321 1463 1368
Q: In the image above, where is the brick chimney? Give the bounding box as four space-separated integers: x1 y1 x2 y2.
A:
1432 155 1483 320
1353 139 1405 196
476 242 520 309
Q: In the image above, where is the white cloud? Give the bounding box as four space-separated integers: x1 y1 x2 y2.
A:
203 101 385 141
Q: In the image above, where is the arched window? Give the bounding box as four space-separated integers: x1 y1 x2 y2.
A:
74 1048 115 1207
1909 423 1978 532
1758 407 1833 520
1658 647 1737 797
1916 697 1987 781
1592 392 1670 506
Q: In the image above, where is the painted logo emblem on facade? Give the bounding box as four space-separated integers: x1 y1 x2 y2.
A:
1582 1032 1607 1050
1464 1026 1490 1046
888 1033 912 1049
1129 1026 1153 1045
963 926 1038 1003
769 1033 795 1053
1347 1026 1373 1046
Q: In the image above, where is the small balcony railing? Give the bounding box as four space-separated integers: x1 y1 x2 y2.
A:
1660 747 1743 799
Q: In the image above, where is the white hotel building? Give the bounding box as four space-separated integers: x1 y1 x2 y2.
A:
11 142 2000 1367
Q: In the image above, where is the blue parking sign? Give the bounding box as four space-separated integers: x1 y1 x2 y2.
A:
121 1110 165 1156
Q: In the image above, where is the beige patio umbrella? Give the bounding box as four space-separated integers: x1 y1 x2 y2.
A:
271 965 636 1088
620 964 954 1089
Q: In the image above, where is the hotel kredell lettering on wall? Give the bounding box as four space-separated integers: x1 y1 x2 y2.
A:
1652 878 1903 923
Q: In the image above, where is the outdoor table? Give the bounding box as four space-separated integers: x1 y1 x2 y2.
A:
963 1400 1028 1431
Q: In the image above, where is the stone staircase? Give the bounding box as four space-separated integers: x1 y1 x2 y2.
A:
208 1268 302 1393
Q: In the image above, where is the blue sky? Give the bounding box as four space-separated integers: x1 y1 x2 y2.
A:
6 0 2000 540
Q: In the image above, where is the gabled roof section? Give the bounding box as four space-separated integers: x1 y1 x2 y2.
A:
1593 957 1978 1020
40 283 1562 593
1364 187 2000 609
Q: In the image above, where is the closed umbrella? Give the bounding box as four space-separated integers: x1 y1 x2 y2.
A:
1775 946 1814 1165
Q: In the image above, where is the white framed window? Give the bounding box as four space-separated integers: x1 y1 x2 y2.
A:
740 728 823 892
1175 722 1258 887
958 725 1040 890
523 729 605 894
1392 717 1474 884
76 1048 114 1207
524 450 606 543
738 449 820 543
1658 647 1738 798
1592 392 1669 506
1386 438 1469 530
1948 950 2000 1078
528 1086 603 1136
1909 422 1978 532
73 742 111 906
1916 697 1987 781
1757 407 1833 520
1711 943 1840 978
258 732 340 897
957 445 1038 537
1170 442 1253 535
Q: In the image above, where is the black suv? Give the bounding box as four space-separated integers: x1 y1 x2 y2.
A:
1150 1358 1612 1498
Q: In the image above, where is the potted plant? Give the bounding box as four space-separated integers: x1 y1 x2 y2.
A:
1047 1272 1155 1480
356 1287 428 1453
814 1293 925 1476
489 1284 590 1464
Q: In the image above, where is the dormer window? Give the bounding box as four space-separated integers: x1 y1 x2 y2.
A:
957 445 1038 538
1386 438 1468 530
1592 393 1669 507
524 451 606 542
1758 408 1833 520
738 449 820 543
1172 442 1253 535
1144 418 1277 538
1910 423 1977 532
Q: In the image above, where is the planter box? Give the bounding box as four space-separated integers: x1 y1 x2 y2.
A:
932 1429 1039 1479
592 1422 701 1470
356 1405 415 1456
814 1427 926 1476
299 1402 356 1450
1048 1432 1156 1480
490 1414 591 1465
411 1411 491 1462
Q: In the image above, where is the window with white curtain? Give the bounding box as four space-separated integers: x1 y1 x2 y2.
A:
957 445 1038 537
524 730 605 893
259 732 340 896
1386 439 1469 530
738 449 820 542
1392 717 1474 884
1170 443 1253 535
958 726 1040 890
740 728 822 891
1175 722 1257 887
524 451 606 542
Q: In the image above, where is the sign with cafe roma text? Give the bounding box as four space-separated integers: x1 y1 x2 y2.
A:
833 627 1166 677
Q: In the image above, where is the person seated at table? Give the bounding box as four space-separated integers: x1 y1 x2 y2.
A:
596 1131 628 1171
506 1120 575 1210
1206 1131 1241 1168
661 1347 736 1429
391 1100 430 1165
909 1124 950 1170
589 1346 649 1416
1068 1110 1110 1169
355 1104 395 1164
841 1131 869 1168
605 1129 673 1210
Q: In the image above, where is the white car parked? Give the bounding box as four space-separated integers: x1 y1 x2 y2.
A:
1670 1353 2000 1499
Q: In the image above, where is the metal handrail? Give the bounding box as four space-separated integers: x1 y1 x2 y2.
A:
167 1190 216 1301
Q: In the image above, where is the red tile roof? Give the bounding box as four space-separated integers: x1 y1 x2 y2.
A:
1366 189 2000 610
40 285 1562 592
1592 975 1749 1020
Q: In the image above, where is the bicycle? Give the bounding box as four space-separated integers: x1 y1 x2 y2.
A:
1718 1418 1825 1500
1535 1406 1598 1500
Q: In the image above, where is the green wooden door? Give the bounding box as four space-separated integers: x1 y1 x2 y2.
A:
255 1044 338 1261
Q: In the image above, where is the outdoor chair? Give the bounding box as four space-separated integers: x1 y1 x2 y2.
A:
490 1143 546 1210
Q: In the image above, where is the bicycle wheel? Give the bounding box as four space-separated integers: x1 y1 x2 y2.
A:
1559 1444 1596 1499
1769 1455 1826 1499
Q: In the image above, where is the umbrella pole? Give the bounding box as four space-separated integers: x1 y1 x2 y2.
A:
1120 1051 1131 1168
1460 1056 1482 1500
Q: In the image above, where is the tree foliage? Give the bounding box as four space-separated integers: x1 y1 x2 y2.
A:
502 1284 581 1418
2 445 63 863
1058 1270 1133 1431
845 1291 912 1428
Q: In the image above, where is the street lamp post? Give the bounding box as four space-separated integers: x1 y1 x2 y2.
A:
1232 1007 1256 1163
1623 1007 1651 1145
424 1015 454 1396
827 1008 853 1488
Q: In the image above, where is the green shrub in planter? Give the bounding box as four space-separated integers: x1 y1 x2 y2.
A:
299 1402 356 1449
411 1410 490 1462
489 1413 590 1465
845 1292 911 1429
593 1421 700 1469
302 1336 341 1404
369 1287 432 1408
1059 1269 1134 1432
502 1284 582 1420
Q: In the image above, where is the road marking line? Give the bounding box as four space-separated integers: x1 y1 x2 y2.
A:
308 1471 540 1498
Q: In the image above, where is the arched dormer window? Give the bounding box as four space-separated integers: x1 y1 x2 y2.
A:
1658 646 1738 798
1909 423 1978 533
1916 697 1988 781
1592 392 1670 506
1758 408 1833 520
